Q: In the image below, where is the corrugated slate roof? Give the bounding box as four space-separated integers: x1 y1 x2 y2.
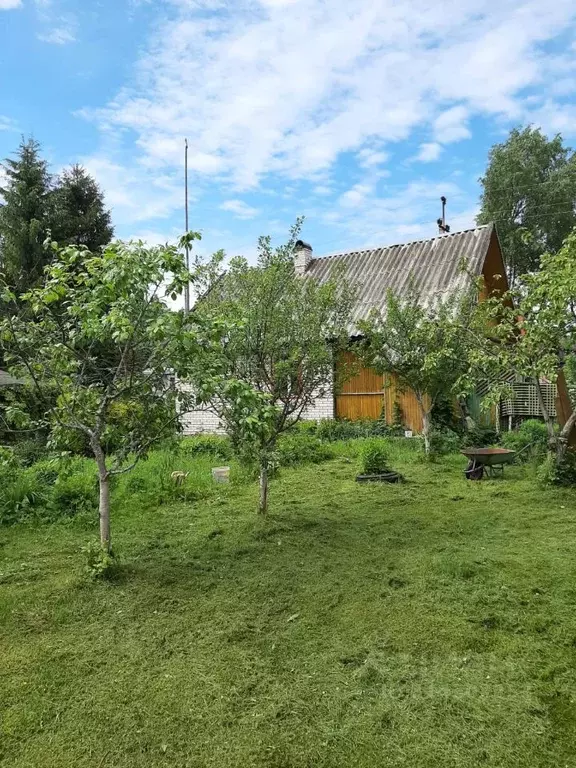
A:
306 224 493 332
0 370 24 387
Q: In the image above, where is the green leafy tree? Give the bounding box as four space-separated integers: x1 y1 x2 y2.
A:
0 137 52 292
51 164 113 252
477 127 576 285
358 287 477 454
473 229 576 466
196 224 355 514
0 236 225 553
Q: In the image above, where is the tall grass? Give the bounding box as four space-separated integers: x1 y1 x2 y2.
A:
0 438 252 526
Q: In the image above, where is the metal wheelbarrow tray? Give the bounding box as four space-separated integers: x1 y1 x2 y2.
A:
461 447 516 479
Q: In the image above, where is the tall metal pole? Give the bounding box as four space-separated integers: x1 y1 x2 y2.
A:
184 138 190 314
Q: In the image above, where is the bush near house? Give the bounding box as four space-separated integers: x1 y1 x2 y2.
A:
299 418 403 442
428 428 462 458
537 449 576 486
501 419 549 462
360 439 390 474
276 433 335 467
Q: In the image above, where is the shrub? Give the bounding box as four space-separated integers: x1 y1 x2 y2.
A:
431 395 462 434
124 474 150 494
30 459 60 486
276 433 334 467
463 426 499 448
12 438 47 467
392 401 404 430
0 445 18 468
537 451 576 487
183 435 233 460
315 419 355 441
0 472 48 524
361 439 390 475
314 418 401 442
50 472 98 518
428 428 461 457
82 541 119 580
295 420 318 436
501 419 549 462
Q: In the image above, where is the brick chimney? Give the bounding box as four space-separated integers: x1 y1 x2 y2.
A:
294 240 313 275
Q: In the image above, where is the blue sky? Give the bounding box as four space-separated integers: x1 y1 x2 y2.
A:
1 0 576 263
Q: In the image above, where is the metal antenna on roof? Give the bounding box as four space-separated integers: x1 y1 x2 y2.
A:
437 196 451 235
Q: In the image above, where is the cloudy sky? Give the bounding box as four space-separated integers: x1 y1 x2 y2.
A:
1 0 576 260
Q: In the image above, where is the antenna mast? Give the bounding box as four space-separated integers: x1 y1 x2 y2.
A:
184 138 190 314
437 196 451 235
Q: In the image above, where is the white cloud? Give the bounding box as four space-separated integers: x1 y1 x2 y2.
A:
415 142 443 162
433 105 471 143
81 155 184 228
38 26 76 44
85 0 576 190
524 100 576 135
35 3 77 44
79 0 576 233
339 183 374 208
0 0 21 9
357 148 389 168
0 115 18 132
316 180 469 253
220 199 259 219
312 185 334 197
127 229 179 246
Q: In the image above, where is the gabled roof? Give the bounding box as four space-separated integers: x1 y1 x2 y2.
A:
306 224 494 330
0 370 24 387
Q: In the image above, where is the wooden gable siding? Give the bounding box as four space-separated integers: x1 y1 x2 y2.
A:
335 351 428 431
480 229 509 300
335 230 505 431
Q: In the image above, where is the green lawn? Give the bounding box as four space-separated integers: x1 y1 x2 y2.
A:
2 446 576 767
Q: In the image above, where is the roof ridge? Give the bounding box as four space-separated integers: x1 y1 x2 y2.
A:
311 223 492 263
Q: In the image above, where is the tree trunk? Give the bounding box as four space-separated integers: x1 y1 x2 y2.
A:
98 475 111 551
91 439 111 552
556 410 576 465
534 377 556 450
259 462 268 516
421 409 431 455
535 377 576 468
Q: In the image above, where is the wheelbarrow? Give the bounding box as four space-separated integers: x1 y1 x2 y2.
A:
461 447 516 480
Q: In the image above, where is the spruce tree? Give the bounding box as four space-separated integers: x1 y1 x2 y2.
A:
51 164 113 252
0 137 52 292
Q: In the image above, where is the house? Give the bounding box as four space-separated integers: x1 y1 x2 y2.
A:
295 223 507 433
0 370 24 387
182 224 571 435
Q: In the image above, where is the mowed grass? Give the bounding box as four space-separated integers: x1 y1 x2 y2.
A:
2 444 576 767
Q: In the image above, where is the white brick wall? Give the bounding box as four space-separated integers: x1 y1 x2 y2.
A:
180 382 335 435
181 407 225 435
300 387 335 421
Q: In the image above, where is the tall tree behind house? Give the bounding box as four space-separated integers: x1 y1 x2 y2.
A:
50 164 113 252
477 127 576 285
0 137 52 293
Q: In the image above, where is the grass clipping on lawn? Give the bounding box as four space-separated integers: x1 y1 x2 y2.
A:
1 441 576 767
